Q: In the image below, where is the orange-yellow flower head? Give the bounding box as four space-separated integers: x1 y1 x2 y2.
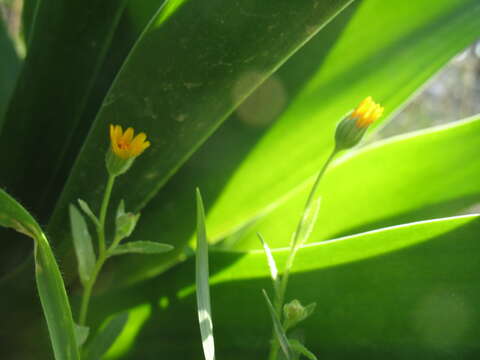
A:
109 124 151 160
350 96 384 128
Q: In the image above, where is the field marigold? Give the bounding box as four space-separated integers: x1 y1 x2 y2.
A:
110 124 151 160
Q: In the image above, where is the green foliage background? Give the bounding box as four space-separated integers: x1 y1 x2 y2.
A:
1 0 480 358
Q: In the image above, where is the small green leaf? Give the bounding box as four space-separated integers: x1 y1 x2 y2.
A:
83 312 129 360
69 204 96 285
108 241 173 257
0 189 79 360
116 199 126 219
196 189 215 360
262 289 292 360
74 323 90 347
77 199 99 227
289 339 318 360
258 233 280 298
115 200 140 242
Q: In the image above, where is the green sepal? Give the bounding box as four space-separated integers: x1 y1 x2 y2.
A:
334 115 368 151
105 148 134 177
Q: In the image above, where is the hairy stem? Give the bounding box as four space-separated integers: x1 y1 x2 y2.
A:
268 149 337 360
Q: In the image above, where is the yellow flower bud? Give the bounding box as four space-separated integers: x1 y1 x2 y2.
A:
334 96 384 151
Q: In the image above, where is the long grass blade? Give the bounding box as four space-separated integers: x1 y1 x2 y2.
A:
195 188 215 360
0 189 80 360
258 233 280 298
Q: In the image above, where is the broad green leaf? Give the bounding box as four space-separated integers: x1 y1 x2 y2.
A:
69 204 96 285
112 0 480 283
21 0 37 44
194 0 480 242
262 289 292 360
47 0 354 276
108 241 173 257
94 214 480 359
0 17 20 129
0 189 79 360
196 189 215 360
83 312 129 360
0 0 130 218
235 114 480 249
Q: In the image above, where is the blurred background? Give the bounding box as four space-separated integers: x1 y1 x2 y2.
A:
2 0 479 140
378 42 480 138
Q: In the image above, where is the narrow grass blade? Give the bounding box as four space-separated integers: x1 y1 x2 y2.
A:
289 339 318 360
69 204 96 286
0 189 80 360
258 233 280 298
196 189 215 360
109 241 173 256
83 312 129 360
262 289 292 360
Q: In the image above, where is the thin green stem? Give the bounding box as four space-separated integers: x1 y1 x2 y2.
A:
78 253 106 326
78 174 116 326
268 149 337 360
97 175 115 256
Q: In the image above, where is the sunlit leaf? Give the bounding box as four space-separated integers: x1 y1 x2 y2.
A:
196 189 215 360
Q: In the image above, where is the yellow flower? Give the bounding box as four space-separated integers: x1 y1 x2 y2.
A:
350 96 384 128
109 124 151 159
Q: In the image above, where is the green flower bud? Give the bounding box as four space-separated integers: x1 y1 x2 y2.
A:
283 299 316 331
115 200 140 242
105 148 134 176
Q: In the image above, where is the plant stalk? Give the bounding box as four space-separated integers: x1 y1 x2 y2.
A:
97 174 115 256
78 253 107 326
268 149 337 360
78 174 116 326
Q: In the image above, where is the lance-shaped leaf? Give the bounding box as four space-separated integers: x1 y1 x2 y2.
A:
108 241 173 257
196 189 215 360
0 189 79 360
69 204 96 285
